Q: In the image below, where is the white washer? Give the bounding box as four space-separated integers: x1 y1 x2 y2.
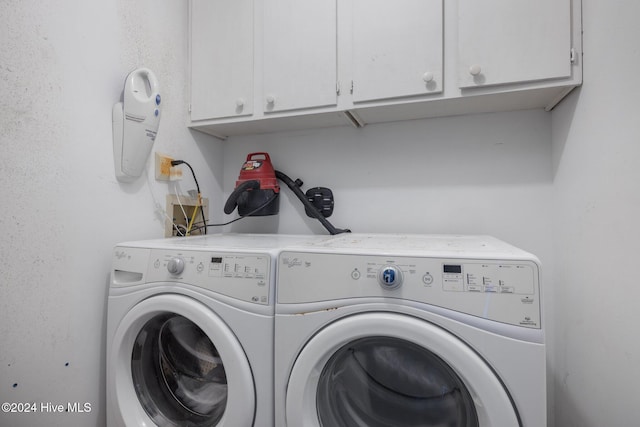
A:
275 234 546 427
107 233 329 427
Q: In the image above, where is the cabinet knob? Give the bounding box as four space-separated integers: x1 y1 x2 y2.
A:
469 64 482 76
236 98 245 108
422 72 434 83
266 95 275 105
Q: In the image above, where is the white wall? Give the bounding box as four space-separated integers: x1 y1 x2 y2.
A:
551 1 640 426
224 111 553 254
0 1 222 426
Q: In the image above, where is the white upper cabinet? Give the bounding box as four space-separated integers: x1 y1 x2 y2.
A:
263 0 337 113
351 0 443 103
188 0 581 138
457 0 572 89
190 0 254 121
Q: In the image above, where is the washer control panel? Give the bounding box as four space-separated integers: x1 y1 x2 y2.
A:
147 249 271 305
279 252 541 328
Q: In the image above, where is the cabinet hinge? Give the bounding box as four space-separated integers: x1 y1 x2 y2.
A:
570 48 577 64
188 103 192 113
336 81 341 96
350 80 354 95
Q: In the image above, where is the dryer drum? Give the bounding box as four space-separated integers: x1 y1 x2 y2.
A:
315 336 479 427
158 315 228 417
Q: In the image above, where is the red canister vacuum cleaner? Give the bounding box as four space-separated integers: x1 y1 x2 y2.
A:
224 152 350 235
223 152 280 217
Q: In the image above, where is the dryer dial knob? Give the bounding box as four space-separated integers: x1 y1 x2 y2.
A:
167 257 185 275
378 265 403 290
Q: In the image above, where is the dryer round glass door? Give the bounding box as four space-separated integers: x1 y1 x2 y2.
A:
109 294 255 427
285 312 520 427
316 336 478 426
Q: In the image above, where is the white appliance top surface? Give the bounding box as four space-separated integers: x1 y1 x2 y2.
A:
117 233 536 261
118 233 333 251
289 233 537 261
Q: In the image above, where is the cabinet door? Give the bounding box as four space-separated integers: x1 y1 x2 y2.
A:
352 0 443 103
458 0 571 89
190 0 254 120
263 0 337 113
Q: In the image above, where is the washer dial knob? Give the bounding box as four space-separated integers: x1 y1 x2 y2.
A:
378 265 403 290
167 257 185 275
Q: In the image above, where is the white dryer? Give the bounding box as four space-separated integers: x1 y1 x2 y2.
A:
275 234 546 427
107 233 327 427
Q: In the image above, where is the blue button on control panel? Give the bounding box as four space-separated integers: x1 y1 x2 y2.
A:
382 268 396 284
378 265 402 289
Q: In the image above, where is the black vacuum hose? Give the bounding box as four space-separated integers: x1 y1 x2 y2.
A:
275 170 350 235
223 180 260 214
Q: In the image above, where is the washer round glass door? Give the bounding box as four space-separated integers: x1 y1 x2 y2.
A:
285 312 520 427
110 294 255 427
131 314 228 425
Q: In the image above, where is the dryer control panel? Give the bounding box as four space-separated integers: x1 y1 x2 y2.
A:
278 252 541 328
146 249 271 305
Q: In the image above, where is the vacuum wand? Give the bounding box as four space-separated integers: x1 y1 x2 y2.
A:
275 171 350 235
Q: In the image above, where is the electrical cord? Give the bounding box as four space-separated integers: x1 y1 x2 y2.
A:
146 169 185 237
173 186 189 233
171 160 207 235
200 192 280 231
